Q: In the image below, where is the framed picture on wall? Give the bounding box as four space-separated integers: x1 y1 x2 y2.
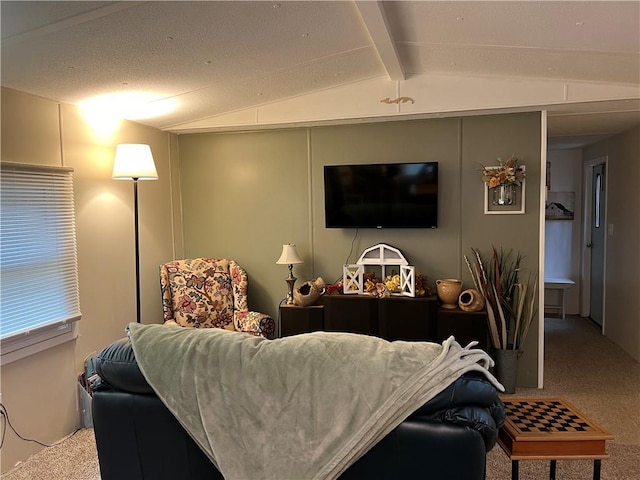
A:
545 191 575 220
483 166 526 215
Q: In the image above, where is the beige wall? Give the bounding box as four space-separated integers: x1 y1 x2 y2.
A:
0 87 179 472
178 112 543 385
584 126 640 361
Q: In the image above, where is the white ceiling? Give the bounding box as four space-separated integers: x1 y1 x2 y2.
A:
2 1 639 148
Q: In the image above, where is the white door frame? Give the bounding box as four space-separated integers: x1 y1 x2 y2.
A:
538 111 548 389
580 156 608 332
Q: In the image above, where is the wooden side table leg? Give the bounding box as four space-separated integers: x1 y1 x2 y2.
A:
511 460 519 480
550 459 557 479
593 459 602 480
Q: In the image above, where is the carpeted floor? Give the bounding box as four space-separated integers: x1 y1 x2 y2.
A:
485 316 640 479
1 428 99 480
3 315 639 479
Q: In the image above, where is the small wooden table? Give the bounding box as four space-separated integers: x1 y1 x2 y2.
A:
498 397 613 480
279 304 324 338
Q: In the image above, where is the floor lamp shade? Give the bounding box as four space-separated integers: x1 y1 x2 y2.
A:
112 144 158 323
112 144 158 180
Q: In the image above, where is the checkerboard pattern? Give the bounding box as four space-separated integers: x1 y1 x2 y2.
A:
503 399 595 434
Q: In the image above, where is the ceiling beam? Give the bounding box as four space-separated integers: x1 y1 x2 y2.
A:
355 1 405 81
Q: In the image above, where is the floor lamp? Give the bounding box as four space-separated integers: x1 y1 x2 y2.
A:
112 144 158 323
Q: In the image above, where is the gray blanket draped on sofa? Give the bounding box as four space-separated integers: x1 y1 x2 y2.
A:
127 322 503 480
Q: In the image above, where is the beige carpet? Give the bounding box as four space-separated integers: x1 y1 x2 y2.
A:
3 316 639 480
1 428 99 480
485 316 640 480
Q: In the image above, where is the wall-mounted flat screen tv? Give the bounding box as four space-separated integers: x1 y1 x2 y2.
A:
324 162 438 228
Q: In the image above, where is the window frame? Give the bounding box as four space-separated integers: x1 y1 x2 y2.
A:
1 162 82 365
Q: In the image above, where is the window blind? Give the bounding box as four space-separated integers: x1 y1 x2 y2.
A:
0 162 82 344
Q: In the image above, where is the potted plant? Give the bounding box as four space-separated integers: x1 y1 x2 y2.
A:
464 246 538 392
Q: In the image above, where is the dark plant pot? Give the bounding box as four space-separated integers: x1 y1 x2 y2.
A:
494 348 518 394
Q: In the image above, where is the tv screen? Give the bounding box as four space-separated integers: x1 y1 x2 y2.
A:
324 162 438 228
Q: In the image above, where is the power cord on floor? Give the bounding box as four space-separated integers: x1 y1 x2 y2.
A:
0 402 81 449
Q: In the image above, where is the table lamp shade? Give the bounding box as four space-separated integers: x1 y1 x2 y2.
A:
276 244 303 265
112 144 158 180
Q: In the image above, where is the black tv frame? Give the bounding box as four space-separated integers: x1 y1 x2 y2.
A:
323 162 438 229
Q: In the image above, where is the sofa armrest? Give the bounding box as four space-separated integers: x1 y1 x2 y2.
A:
439 401 504 451
92 391 223 480
95 337 154 394
339 419 487 480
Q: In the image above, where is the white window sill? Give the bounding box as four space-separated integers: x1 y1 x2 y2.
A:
1 322 79 366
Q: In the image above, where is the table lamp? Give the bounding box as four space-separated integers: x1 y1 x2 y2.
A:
276 244 303 304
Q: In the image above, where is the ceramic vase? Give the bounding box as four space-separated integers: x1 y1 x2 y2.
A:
435 279 463 309
293 277 326 307
458 289 485 312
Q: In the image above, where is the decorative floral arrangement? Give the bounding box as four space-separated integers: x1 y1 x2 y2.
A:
481 155 525 188
464 246 538 353
363 271 429 298
384 273 401 293
365 278 390 298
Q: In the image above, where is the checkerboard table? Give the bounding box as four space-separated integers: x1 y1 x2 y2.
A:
497 397 613 480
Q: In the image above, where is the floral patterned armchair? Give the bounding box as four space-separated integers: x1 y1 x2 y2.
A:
160 258 275 339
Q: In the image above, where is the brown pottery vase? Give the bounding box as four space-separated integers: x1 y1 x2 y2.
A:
458 289 485 312
435 279 463 309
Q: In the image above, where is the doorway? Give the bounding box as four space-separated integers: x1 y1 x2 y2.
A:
581 157 607 332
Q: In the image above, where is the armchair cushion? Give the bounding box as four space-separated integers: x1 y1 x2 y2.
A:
161 258 235 330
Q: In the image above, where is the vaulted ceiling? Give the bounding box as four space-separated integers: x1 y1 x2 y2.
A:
2 1 639 148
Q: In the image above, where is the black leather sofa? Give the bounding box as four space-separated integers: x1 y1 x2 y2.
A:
92 337 505 480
